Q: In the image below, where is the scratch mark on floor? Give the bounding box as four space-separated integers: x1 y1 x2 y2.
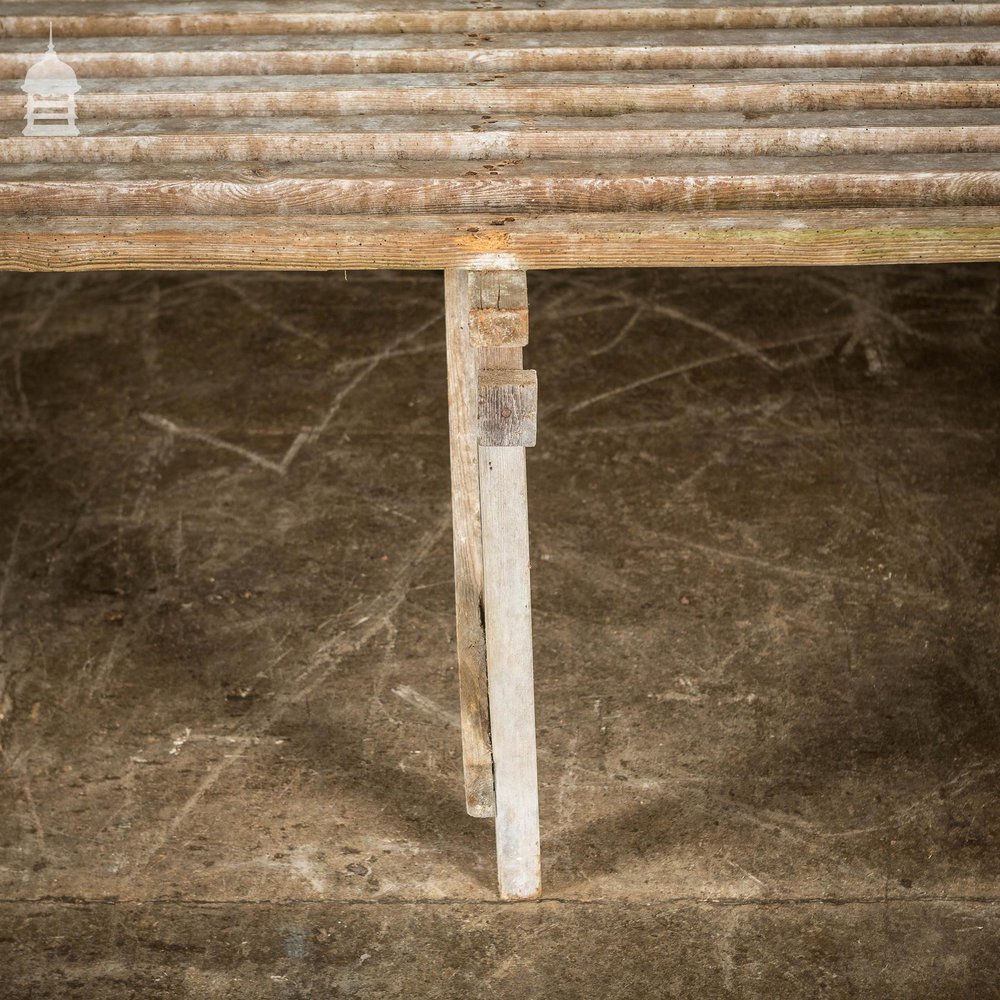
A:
136 513 450 869
173 513 184 579
254 846 329 894
0 516 23 634
138 413 286 475
569 331 841 414
10 353 31 424
279 309 444 473
654 530 949 607
85 630 127 700
588 302 645 357
138 279 162 383
717 908 741 992
22 773 47 849
140 309 444 477
726 858 765 887
715 762 997 844
646 300 781 370
391 685 460 729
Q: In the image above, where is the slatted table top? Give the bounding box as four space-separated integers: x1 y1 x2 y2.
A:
1 1 999 270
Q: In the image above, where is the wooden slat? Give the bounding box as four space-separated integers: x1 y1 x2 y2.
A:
4 112 1000 162
8 25 994 48
5 65 995 92
4 4 1000 37
8 106 995 127
2 209 998 271
3 64 996 119
26 26 980 44
1 154 997 215
6 150 993 175
0 0 981 8
1 30 998 78
3 81 995 119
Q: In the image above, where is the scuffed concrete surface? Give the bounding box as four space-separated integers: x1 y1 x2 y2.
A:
0 265 998 996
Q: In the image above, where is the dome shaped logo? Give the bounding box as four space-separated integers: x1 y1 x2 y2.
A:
22 26 81 137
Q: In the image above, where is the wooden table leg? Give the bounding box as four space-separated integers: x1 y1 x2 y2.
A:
446 268 541 899
444 269 496 819
478 443 541 899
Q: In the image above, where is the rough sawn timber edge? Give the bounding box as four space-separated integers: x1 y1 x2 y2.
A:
467 268 541 901
445 268 496 819
2 210 999 271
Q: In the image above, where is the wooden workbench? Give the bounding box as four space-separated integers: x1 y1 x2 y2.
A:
1 0 998 899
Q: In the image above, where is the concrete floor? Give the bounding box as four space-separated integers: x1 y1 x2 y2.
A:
0 264 998 997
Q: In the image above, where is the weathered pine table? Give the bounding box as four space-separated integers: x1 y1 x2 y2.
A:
1 0 999 899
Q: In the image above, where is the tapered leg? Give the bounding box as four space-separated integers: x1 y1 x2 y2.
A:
445 267 541 899
479 444 541 899
444 269 496 818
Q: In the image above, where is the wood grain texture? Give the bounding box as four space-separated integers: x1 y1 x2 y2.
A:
446 266 540 893
1 37 998 79
3 211 998 271
7 114 1000 162
444 268 495 819
5 4 1000 37
471 270 529 312
480 443 540 899
469 271 529 348
1 159 998 216
2 78 996 120
478 369 538 448
463 266 540 897
1 3 998 271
